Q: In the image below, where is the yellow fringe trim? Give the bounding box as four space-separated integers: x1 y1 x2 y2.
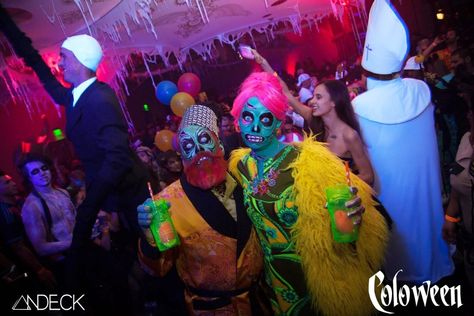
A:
291 137 388 316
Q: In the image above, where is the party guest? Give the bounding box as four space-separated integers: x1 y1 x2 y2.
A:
442 101 474 291
0 170 56 289
352 0 453 283
229 71 389 315
296 73 312 104
0 6 149 253
18 154 75 283
157 150 183 188
219 113 244 160
135 146 162 192
253 51 374 185
0 9 150 311
137 105 267 315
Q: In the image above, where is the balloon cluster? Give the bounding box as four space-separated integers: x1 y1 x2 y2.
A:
155 72 201 117
154 73 202 152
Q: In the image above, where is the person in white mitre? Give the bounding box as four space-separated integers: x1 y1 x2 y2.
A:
352 0 454 284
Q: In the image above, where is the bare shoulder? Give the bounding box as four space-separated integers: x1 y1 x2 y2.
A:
21 195 43 220
342 126 361 144
55 187 71 198
22 194 41 211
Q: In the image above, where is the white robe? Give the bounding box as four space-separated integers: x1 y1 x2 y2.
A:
353 77 453 283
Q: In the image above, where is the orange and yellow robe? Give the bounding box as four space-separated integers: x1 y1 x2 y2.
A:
139 176 264 315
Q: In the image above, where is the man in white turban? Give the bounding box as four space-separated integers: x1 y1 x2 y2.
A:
352 0 453 284
59 34 103 105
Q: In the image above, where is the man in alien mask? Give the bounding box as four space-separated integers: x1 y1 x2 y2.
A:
137 104 266 315
229 72 390 316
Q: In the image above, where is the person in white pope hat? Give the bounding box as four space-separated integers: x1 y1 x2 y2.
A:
352 0 454 284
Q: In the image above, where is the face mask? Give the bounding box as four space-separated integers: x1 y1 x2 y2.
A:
178 125 221 163
238 97 281 153
178 125 227 189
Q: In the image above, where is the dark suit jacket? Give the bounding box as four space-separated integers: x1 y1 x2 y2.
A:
0 9 148 249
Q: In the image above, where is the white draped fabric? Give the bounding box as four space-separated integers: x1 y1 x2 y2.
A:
353 77 454 283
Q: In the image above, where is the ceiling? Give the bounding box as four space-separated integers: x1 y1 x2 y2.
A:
1 0 361 58
0 0 365 112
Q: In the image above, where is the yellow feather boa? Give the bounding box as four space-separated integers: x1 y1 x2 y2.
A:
229 137 389 316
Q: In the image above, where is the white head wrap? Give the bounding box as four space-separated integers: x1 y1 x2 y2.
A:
361 0 409 75
61 34 103 71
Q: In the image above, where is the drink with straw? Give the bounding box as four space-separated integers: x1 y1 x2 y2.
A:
146 183 180 251
324 162 359 243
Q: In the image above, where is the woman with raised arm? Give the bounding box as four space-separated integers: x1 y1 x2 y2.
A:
253 50 374 185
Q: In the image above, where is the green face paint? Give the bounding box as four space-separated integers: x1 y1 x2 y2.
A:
178 125 219 162
238 97 282 157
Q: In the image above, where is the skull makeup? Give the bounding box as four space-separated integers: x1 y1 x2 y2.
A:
238 97 281 153
179 125 221 162
178 105 227 189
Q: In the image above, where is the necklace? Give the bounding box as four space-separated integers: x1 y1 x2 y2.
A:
249 146 292 196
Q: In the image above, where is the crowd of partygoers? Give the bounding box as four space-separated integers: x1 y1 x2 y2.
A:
1 0 474 315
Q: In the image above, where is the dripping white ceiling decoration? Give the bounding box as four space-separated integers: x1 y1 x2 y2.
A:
0 0 365 125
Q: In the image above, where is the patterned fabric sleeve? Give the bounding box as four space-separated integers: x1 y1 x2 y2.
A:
137 238 177 277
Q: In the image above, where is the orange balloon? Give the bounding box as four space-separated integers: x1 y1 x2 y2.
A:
154 130 175 152
170 92 195 117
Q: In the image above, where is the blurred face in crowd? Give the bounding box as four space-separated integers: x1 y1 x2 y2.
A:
446 30 457 44
166 157 183 174
25 161 52 188
301 78 311 89
281 120 293 135
179 125 226 189
137 150 152 165
450 53 464 70
417 38 430 53
0 174 18 197
309 84 335 117
220 116 234 136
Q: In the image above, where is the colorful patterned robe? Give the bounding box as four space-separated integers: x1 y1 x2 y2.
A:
139 176 264 315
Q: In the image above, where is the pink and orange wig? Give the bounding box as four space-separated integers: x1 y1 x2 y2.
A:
231 72 288 127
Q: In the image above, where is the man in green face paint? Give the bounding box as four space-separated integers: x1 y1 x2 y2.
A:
137 105 268 315
178 123 227 190
229 72 390 316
